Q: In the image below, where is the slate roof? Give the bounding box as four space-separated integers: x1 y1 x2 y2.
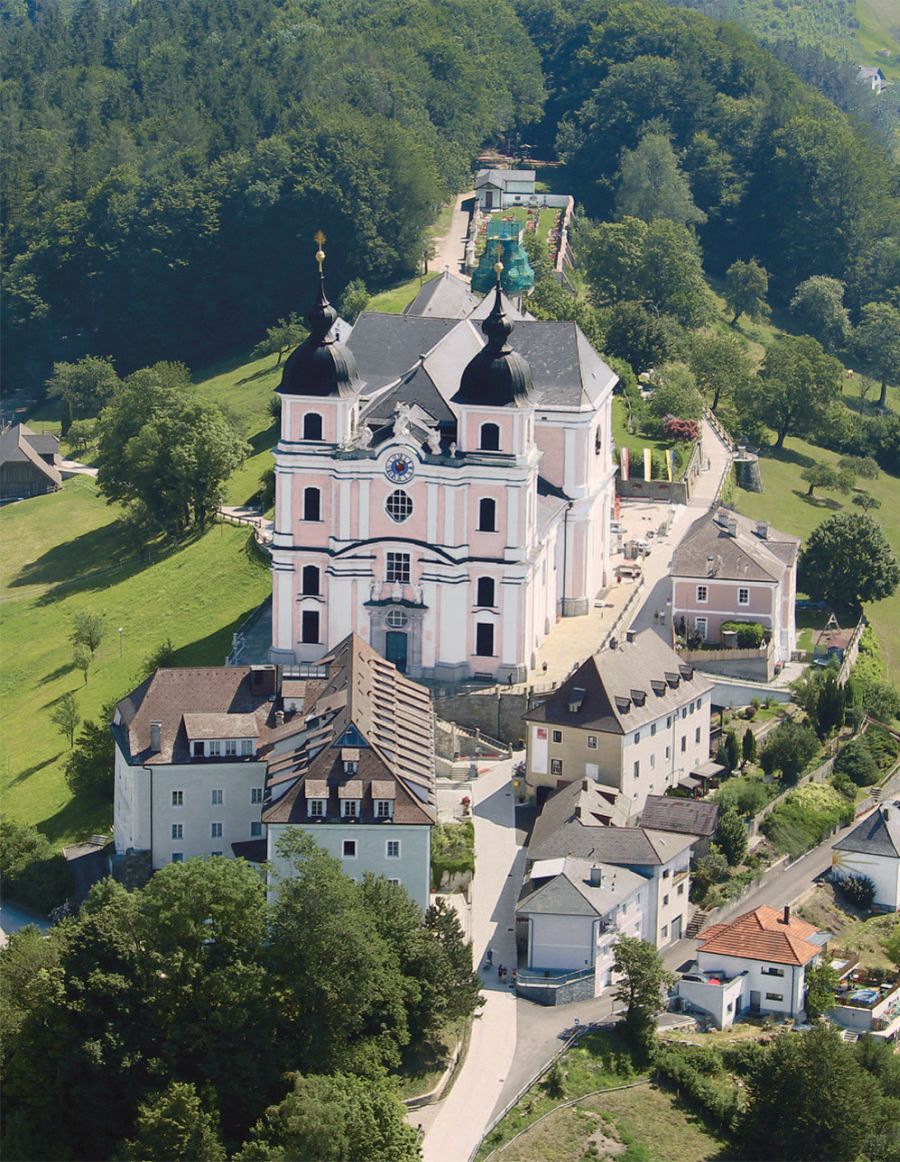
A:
262 634 436 828
833 803 900 859
528 779 694 866
672 510 799 584
640 794 720 838
525 629 713 734
349 310 615 417
348 313 457 394
518 856 645 917
475 168 536 188
698 906 827 967
405 271 480 319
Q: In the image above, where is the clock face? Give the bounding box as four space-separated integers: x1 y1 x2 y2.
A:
385 452 415 484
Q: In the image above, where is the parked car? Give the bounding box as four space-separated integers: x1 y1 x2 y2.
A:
636 540 651 555
610 521 624 535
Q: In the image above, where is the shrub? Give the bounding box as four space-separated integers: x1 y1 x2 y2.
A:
761 783 854 857
720 621 767 648
715 775 771 817
655 1048 742 1131
430 821 475 890
864 725 900 770
833 737 879 787
835 873 876 910
759 721 819 782
0 820 72 915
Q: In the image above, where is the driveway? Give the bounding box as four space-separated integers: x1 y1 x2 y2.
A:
430 192 474 280
422 759 524 1162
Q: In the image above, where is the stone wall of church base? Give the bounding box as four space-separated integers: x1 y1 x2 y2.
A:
433 688 530 747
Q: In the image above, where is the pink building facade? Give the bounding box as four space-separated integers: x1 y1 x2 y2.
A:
269 268 617 681
670 511 799 666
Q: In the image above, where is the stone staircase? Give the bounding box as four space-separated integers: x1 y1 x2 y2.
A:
686 909 711 939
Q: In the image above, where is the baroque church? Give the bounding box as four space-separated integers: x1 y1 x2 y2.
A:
269 251 617 683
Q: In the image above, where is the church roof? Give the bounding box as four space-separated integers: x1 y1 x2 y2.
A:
348 313 457 394
405 271 480 319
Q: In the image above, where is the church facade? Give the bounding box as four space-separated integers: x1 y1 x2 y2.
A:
269 262 617 683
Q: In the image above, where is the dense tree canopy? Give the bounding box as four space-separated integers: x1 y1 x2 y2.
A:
1 0 544 383
1 847 480 1160
736 334 842 447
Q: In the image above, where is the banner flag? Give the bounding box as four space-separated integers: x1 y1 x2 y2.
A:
620 447 629 480
644 448 652 482
666 448 675 481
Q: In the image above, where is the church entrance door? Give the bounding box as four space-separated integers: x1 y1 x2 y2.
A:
385 631 408 673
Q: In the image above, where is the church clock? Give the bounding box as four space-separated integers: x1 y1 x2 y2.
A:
385 452 415 484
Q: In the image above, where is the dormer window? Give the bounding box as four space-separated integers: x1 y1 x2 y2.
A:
375 799 393 819
665 672 681 689
341 747 360 775
309 799 326 818
225 739 237 756
615 696 632 713
342 799 359 818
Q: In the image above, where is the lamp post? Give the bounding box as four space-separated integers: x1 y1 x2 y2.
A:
118 626 124 658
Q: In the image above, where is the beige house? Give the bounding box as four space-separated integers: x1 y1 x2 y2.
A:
523 630 713 816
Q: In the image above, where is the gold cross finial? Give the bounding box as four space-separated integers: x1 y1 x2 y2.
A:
314 230 327 271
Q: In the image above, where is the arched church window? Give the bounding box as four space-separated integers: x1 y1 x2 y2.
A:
480 422 500 451
303 487 321 521
302 565 320 595
478 497 497 532
304 413 323 440
476 577 495 607
385 489 413 523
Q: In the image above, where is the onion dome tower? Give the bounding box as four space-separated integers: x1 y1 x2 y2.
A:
453 265 537 409
279 234 361 398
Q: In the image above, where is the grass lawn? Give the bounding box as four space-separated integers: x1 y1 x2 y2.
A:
798 883 900 969
612 397 693 480
492 1081 730 1162
367 272 438 314
476 1030 644 1160
855 0 900 81
730 434 900 679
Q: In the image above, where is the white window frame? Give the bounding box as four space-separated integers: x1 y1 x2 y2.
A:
386 840 400 859
342 799 359 818
375 800 393 819
209 740 221 756
551 729 563 743
695 616 708 640
738 587 750 606
211 821 223 838
309 799 326 817
696 585 708 603
251 787 263 804
587 735 597 749
342 839 357 859
172 790 184 807
385 552 411 584
211 788 223 806
225 739 237 756
171 823 183 840
241 739 254 756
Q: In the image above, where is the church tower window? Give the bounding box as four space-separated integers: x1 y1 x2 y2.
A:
476 577 495 607
303 487 321 521
303 413 323 440
478 498 497 532
479 422 500 451
385 490 413 523
475 623 495 657
301 610 320 644
301 565 320 595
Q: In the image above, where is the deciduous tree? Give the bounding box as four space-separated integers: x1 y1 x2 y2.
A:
854 301 900 409
71 610 104 656
338 279 370 324
612 935 675 1061
737 335 842 448
46 356 120 433
50 691 80 748
804 961 839 1019
724 259 769 326
759 721 819 782
688 330 751 411
119 1082 226 1162
715 806 748 866
800 512 900 608
833 737 878 787
789 276 849 350
615 133 706 227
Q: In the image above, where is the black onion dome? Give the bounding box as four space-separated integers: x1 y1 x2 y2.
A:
453 281 536 408
279 272 361 398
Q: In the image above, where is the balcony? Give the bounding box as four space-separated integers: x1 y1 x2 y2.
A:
829 971 900 1037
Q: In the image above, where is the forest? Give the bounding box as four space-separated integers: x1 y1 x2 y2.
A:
3 0 899 387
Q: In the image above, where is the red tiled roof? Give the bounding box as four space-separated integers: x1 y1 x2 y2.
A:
698 906 825 967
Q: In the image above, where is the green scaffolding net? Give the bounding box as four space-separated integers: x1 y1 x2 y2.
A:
471 218 535 296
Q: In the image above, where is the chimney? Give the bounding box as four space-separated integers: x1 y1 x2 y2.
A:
625 630 636 644
756 521 769 540
575 805 582 820
275 709 285 727
589 866 602 886
725 517 738 537
782 904 791 925
582 778 590 792
149 722 161 752
883 805 891 822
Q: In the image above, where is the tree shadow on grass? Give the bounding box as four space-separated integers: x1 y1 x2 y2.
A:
9 755 63 786
43 662 76 682
247 424 277 455
238 364 280 385
762 445 816 469
791 490 842 510
17 523 191 607
37 794 112 849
